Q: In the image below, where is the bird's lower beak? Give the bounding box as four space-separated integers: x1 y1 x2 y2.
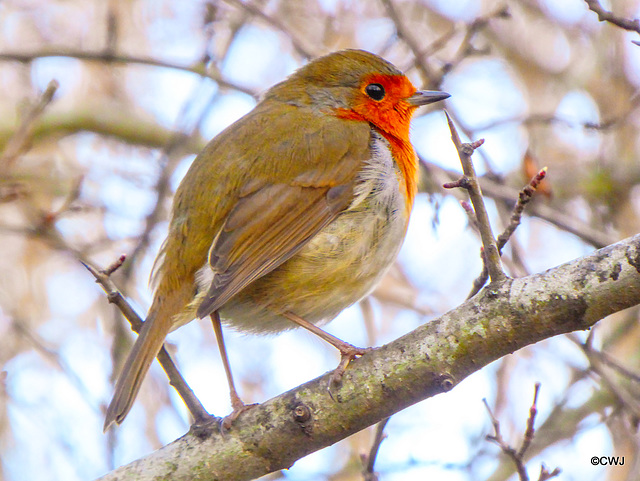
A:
406 90 450 106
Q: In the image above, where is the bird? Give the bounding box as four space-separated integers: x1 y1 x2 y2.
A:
104 49 449 431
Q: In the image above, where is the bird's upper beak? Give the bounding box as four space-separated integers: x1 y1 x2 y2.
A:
406 90 450 107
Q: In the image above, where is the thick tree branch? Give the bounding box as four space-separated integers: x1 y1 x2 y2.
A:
97 234 640 481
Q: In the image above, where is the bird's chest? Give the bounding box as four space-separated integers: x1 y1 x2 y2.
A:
301 131 409 271
221 132 412 332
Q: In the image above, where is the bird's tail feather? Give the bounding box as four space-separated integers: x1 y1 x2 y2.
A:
103 314 168 431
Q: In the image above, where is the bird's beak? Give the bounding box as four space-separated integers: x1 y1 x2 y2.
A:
406 90 450 106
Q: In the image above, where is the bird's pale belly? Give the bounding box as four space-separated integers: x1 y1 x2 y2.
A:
219 204 408 333
220 140 411 333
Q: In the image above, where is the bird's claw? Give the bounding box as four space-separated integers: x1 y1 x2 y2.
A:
329 345 372 389
219 402 259 432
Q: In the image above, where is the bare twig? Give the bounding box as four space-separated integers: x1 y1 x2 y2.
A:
538 465 562 481
380 0 440 85
585 0 640 35
443 111 505 284
518 383 541 458
489 195 612 249
471 105 640 132
0 79 59 168
484 384 560 481
222 0 315 59
361 417 390 481
423 157 615 247
0 49 257 97
597 350 640 384
483 397 528 481
11 317 98 410
460 200 480 232
497 168 548 253
447 5 510 70
404 5 509 76
82 258 213 425
569 334 640 420
466 168 548 298
103 254 127 276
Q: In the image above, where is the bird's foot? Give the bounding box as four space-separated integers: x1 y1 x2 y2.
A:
329 344 373 388
220 398 259 432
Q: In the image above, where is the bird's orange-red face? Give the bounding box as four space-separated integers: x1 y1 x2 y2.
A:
353 73 418 139
335 73 418 140
334 73 421 211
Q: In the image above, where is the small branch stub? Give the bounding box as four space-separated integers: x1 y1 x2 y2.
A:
103 254 127 276
293 403 311 423
440 374 455 392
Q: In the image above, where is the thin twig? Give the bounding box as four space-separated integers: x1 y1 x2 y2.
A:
465 168 548 298
446 5 510 71
518 383 541 458
597 350 640 384
569 334 640 419
0 79 59 169
406 5 509 75
496 167 548 250
0 49 257 97
361 417 390 481
484 384 560 481
443 111 505 284
460 200 480 232
421 157 615 247
222 0 315 59
11 317 98 411
471 100 640 132
82 258 213 425
585 0 640 35
380 0 440 85
538 465 562 481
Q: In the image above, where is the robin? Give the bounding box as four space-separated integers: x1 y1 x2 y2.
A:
104 49 449 430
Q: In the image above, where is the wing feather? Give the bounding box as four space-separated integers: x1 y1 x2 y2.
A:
150 99 371 323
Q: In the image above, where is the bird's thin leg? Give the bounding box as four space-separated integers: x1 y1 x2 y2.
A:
210 312 255 429
283 311 372 385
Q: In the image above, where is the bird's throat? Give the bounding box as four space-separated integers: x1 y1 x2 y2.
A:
376 130 418 214
334 108 418 214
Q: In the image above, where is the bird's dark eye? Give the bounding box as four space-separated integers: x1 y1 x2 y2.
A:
365 83 385 101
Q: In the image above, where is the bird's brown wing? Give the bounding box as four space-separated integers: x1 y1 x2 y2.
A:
195 105 370 318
